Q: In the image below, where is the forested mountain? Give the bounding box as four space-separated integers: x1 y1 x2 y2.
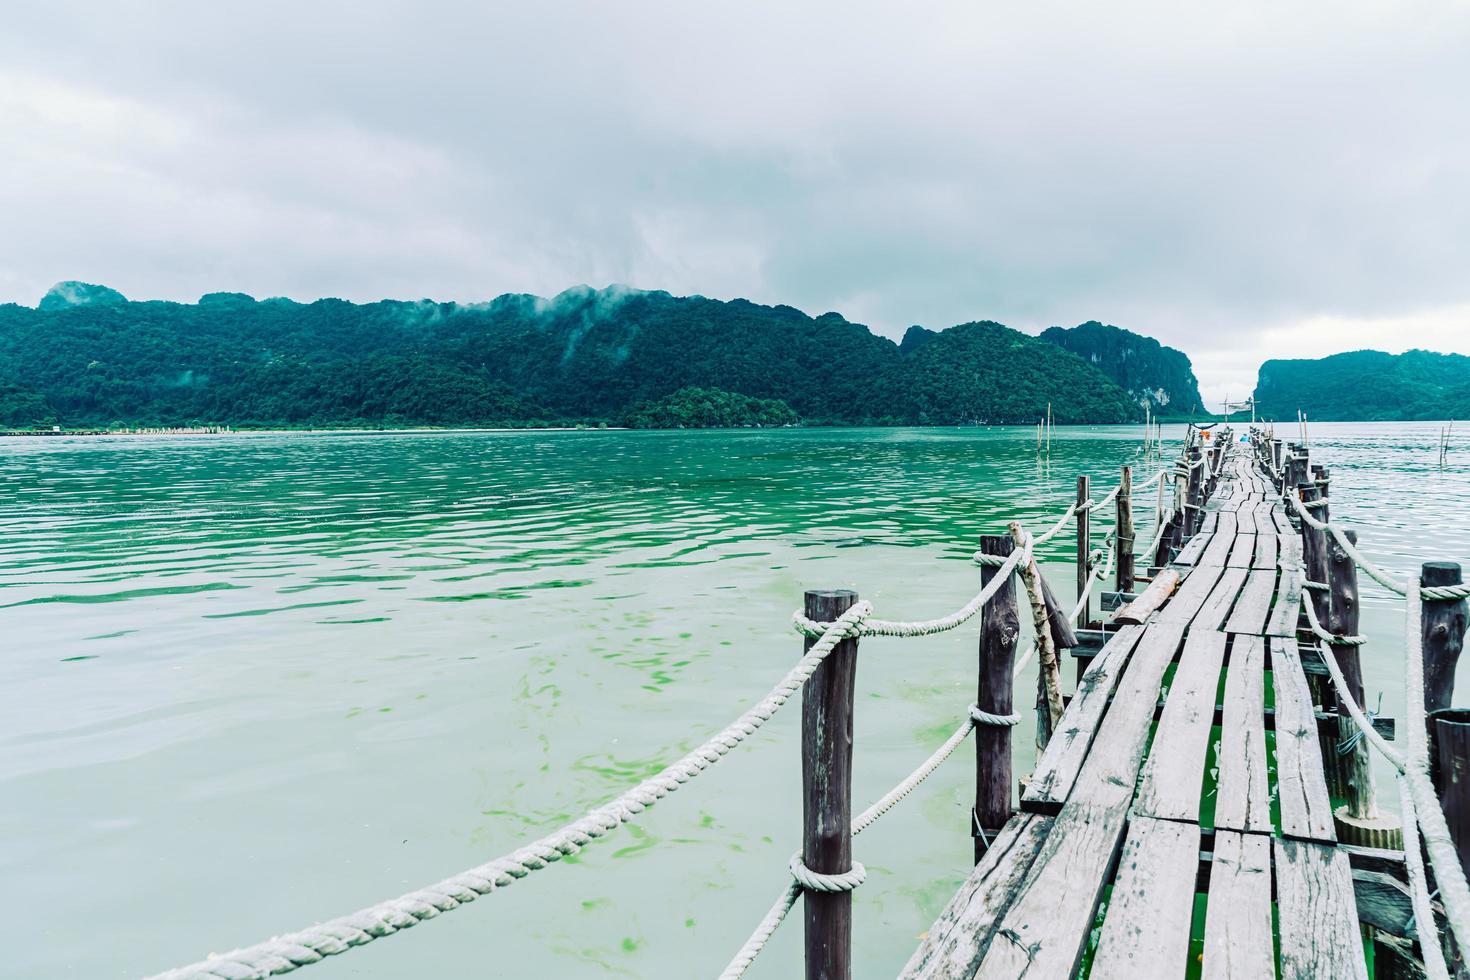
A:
1255 349 1470 421
0 282 1144 428
1040 321 1206 416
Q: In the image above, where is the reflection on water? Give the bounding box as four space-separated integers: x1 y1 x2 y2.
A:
1 424 1465 978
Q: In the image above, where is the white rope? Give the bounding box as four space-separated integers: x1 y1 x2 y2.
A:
1302 574 1470 956
795 546 1028 639
1286 491 1470 601
150 603 873 980
788 854 866 893
1399 776 1453 980
970 703 1021 727
720 710 978 979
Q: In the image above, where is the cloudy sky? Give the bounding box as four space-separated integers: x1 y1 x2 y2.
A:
3 2 1468 408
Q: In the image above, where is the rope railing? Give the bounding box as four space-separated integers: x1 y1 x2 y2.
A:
1299 579 1470 961
150 453 1182 980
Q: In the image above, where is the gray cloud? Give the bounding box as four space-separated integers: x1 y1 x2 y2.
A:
2 1 1469 407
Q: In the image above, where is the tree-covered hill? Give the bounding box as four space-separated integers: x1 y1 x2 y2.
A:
1039 321 1206 416
0 282 1150 428
1254 349 1470 421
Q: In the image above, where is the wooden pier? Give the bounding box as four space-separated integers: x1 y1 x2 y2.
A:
147 426 1470 980
903 434 1438 979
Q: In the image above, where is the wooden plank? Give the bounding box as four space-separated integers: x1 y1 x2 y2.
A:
1215 635 1272 833
901 814 1054 978
1275 838 1368 980
1175 531 1211 566
1251 528 1278 570
1197 514 1237 565
1223 569 1277 635
1156 563 1229 627
1088 817 1200 980
978 622 1186 977
1192 566 1249 632
1272 637 1337 841
1235 504 1258 534
1278 534 1302 570
1201 831 1273 980
1135 629 1228 822
1021 625 1147 809
1273 509 1295 535
1113 568 1181 625
1265 566 1302 637
1226 532 1256 569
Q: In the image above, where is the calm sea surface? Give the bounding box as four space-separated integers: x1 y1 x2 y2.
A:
3 424 1467 978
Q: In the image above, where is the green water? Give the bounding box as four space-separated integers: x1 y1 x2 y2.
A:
2 424 1466 978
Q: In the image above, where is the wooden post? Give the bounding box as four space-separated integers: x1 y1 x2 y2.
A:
1271 439 1284 486
1423 562 1468 717
1424 562 1470 938
1075 475 1091 630
1299 481 1331 625
802 589 859 980
1183 446 1203 537
975 536 1018 863
1116 465 1134 593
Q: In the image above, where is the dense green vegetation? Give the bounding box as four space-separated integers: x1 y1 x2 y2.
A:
1255 349 1470 421
619 387 797 428
1040 321 1206 416
0 281 1156 429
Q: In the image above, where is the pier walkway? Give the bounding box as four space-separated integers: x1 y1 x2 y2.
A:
906 444 1362 978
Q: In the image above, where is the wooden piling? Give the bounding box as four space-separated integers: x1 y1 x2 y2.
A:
1422 562 1468 717
1327 530 1402 847
1299 480 1331 624
1115 466 1135 594
802 588 859 980
1075 475 1091 630
975 536 1018 863
1183 446 1203 537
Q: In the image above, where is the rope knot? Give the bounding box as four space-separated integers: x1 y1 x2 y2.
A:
969 703 1020 727
788 853 866 893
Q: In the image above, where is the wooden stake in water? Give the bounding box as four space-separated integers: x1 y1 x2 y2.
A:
801 589 858 980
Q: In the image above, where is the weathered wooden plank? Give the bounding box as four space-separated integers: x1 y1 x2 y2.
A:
1175 531 1211 566
1192 566 1249 632
1201 831 1273 980
1251 527 1278 570
1135 629 1228 822
1273 637 1337 842
1278 534 1302 570
977 622 1186 977
1265 565 1302 637
1156 563 1229 627
1113 568 1181 625
1275 837 1368 980
1088 817 1200 980
1215 635 1272 833
1021 625 1146 809
901 814 1055 978
1197 515 1237 566
1223 569 1277 635
1273 509 1295 535
1235 504 1259 535
1226 532 1256 569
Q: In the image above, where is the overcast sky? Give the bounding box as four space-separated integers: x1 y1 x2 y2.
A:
3 2 1468 408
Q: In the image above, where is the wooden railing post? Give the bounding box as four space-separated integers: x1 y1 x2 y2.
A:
975 536 1018 863
1116 466 1134 592
1075 475 1091 630
1326 530 1402 847
1183 446 1203 538
802 588 859 980
1299 480 1331 625
1424 562 1470 975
